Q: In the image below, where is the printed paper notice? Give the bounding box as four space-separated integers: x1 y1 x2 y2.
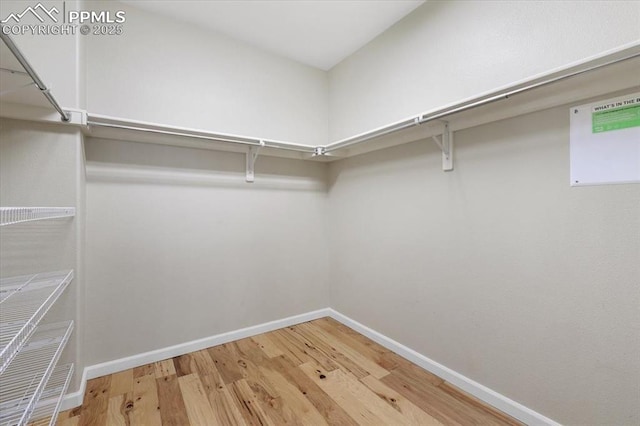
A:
570 91 640 186
592 95 640 133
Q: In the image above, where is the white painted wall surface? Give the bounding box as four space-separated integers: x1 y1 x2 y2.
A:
327 105 640 425
83 139 330 365
0 118 85 392
85 1 328 146
329 0 640 140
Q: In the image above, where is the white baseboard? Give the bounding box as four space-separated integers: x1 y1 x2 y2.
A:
60 368 88 411
60 308 331 411
327 309 560 426
61 307 559 426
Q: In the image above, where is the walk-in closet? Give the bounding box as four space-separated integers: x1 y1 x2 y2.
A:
1 1 639 425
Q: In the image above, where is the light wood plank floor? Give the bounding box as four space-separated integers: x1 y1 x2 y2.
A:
58 317 522 425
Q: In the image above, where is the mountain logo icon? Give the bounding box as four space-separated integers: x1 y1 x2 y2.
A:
2 3 60 24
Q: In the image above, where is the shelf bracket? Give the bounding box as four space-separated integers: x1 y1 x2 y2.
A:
430 122 454 171
246 140 265 183
312 146 327 157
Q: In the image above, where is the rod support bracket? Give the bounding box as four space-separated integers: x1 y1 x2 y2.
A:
246 141 263 183
430 122 454 171
313 146 326 157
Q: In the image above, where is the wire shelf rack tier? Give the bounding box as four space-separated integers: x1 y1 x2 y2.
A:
26 364 74 426
0 271 73 374
0 208 75 227
0 321 74 426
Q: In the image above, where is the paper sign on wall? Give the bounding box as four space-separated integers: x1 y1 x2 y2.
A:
570 92 640 186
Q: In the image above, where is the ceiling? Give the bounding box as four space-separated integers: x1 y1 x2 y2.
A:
120 0 425 70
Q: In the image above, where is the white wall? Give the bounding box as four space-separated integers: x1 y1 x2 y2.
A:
328 0 640 140
0 118 85 391
84 0 328 146
83 138 330 365
327 105 640 425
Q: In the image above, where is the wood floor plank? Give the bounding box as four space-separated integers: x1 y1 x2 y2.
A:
299 362 412 425
316 317 416 370
438 381 522 426
230 379 278 426
156 374 190 426
56 416 79 426
313 317 402 370
316 317 385 349
191 349 220 377
200 373 249 426
106 393 134 426
300 322 390 379
208 343 247 384
215 339 304 424
258 362 329 425
223 341 292 424
279 326 343 372
170 349 223 384
57 409 72 421
62 405 83 420
78 375 111 426
381 369 463 425
109 369 134 397
289 324 370 378
268 329 315 366
382 367 507 425
174 352 197 377
154 359 177 378
269 355 359 426
194 352 226 392
133 363 154 378
178 374 220 426
234 337 272 365
251 333 285 358
219 341 281 399
360 375 442 425
390 356 445 387
132 370 162 426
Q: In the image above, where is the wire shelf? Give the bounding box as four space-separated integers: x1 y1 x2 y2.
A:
0 321 74 426
0 208 75 227
26 364 74 426
0 271 73 374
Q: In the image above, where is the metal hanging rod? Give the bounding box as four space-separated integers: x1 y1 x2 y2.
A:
323 47 640 154
325 117 421 152
0 32 70 122
419 50 640 124
86 117 316 154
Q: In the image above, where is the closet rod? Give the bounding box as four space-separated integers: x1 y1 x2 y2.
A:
86 119 317 153
324 48 640 153
324 118 420 152
0 33 70 122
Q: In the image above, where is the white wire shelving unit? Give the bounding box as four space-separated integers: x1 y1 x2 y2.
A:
0 271 74 374
1 32 76 426
0 321 73 426
0 208 75 227
26 364 74 426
